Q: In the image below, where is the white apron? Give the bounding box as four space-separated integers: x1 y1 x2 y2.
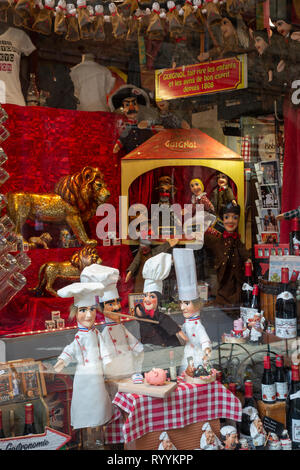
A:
100 320 144 379
180 314 211 374
58 325 113 429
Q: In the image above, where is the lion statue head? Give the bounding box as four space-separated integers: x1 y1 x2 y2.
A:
70 245 102 272
54 166 110 222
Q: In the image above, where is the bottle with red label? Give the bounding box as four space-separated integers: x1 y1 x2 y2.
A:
241 261 253 308
275 354 288 402
275 267 297 339
241 380 257 436
261 355 276 404
23 403 37 436
289 218 300 255
287 364 300 449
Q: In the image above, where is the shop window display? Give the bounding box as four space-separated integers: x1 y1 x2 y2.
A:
0 0 300 454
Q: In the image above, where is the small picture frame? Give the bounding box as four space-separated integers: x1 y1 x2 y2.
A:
260 184 280 209
260 160 279 185
261 232 279 244
260 208 279 232
128 293 145 315
103 239 111 246
51 311 61 322
14 360 47 398
0 364 13 403
45 320 56 330
55 318 65 329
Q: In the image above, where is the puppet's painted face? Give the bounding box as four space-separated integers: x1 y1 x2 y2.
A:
103 299 122 323
77 305 97 329
254 418 264 434
223 212 239 233
190 179 203 196
122 97 138 119
217 175 228 188
275 20 292 37
180 300 198 318
143 292 158 311
205 429 216 445
162 438 173 450
157 100 169 113
221 18 235 39
254 36 268 55
225 432 239 450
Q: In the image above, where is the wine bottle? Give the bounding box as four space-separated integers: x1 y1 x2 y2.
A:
241 380 257 436
287 364 300 449
261 355 276 404
241 261 253 308
0 409 5 438
23 403 37 435
275 355 288 402
169 350 177 382
289 218 300 255
228 383 237 396
275 267 297 339
26 73 39 107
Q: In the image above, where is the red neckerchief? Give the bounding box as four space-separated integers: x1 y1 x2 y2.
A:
218 187 227 192
160 192 170 197
223 231 239 240
144 308 155 318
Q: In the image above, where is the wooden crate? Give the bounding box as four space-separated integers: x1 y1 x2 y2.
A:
257 400 286 428
124 419 220 450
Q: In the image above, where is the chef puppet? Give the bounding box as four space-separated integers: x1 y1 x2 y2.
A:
53 265 113 430
173 248 211 374
199 422 222 450
134 252 188 347
93 264 144 379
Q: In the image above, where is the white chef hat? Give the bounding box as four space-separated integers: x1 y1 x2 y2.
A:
57 280 105 308
250 410 260 422
220 425 237 437
80 264 120 303
159 431 169 441
173 248 199 300
142 252 172 294
202 422 212 432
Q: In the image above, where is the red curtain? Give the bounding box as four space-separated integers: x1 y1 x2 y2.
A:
280 100 300 243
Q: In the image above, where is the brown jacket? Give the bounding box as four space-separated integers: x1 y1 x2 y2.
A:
204 229 251 306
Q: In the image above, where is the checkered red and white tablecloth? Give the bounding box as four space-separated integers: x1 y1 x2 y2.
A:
105 380 242 444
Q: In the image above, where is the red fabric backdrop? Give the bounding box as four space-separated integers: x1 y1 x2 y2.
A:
280 100 300 243
0 104 135 335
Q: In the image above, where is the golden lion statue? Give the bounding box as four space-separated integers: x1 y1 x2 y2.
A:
29 245 102 297
7 166 110 246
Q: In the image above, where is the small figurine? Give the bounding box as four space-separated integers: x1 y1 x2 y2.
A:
134 252 188 347
199 422 222 450
28 232 52 249
238 438 250 450
210 172 237 219
53 265 113 431
267 433 282 451
220 425 239 450
223 318 248 343
158 431 177 450
173 248 211 373
204 203 252 306
110 85 154 155
243 311 265 344
280 429 292 450
94 264 144 379
250 411 267 450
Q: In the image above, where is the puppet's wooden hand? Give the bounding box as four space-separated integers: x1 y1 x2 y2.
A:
53 359 66 373
125 271 132 283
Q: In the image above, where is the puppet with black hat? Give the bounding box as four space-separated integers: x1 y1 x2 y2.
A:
204 202 251 307
210 172 237 219
109 85 154 155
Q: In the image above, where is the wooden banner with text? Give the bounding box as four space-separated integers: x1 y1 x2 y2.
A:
155 55 248 101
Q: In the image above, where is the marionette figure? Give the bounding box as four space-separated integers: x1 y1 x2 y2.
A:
210 173 237 219
110 85 154 155
125 230 178 293
243 311 265 345
204 203 252 306
276 205 300 222
173 248 211 373
138 99 190 130
220 425 239 450
250 411 267 450
53 265 113 431
199 422 223 450
158 431 177 450
89 264 144 379
134 252 188 348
